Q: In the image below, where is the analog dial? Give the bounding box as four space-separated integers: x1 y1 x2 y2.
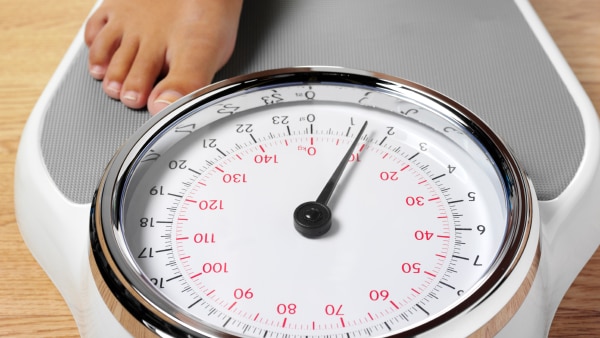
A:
91 68 536 337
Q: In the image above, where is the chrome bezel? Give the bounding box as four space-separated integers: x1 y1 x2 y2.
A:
90 67 538 337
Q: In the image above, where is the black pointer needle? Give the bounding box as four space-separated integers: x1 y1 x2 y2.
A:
294 121 368 238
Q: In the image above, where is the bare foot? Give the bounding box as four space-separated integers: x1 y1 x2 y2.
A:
84 0 243 115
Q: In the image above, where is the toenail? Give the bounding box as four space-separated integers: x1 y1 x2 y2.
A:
154 90 183 106
151 90 183 115
123 91 139 103
107 81 122 95
89 65 106 78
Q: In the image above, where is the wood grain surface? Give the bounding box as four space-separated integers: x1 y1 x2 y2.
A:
0 0 598 336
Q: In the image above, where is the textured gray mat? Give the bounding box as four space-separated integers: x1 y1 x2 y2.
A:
41 0 584 203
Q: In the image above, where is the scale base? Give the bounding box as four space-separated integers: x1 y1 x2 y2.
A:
15 0 600 336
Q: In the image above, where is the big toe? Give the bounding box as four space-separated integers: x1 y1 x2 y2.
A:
148 89 185 116
147 73 213 116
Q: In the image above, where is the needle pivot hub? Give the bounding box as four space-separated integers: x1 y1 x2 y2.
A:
293 201 332 238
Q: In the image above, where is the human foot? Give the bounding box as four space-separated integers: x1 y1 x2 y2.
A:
84 0 243 115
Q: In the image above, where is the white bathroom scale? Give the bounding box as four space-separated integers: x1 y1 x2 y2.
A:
15 0 600 337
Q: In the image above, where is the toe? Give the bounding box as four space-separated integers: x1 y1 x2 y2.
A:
147 66 213 116
119 41 165 110
146 42 220 115
100 36 138 100
84 8 108 47
149 89 185 115
87 22 122 81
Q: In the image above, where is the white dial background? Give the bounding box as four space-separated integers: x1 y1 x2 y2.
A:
121 85 507 337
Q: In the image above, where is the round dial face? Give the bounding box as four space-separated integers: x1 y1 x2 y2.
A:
91 68 536 337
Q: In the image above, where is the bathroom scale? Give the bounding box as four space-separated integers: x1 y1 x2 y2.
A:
14 0 600 337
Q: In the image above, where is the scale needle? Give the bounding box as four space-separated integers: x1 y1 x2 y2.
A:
293 121 368 238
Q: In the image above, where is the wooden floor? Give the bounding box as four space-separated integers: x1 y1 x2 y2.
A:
0 0 598 336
